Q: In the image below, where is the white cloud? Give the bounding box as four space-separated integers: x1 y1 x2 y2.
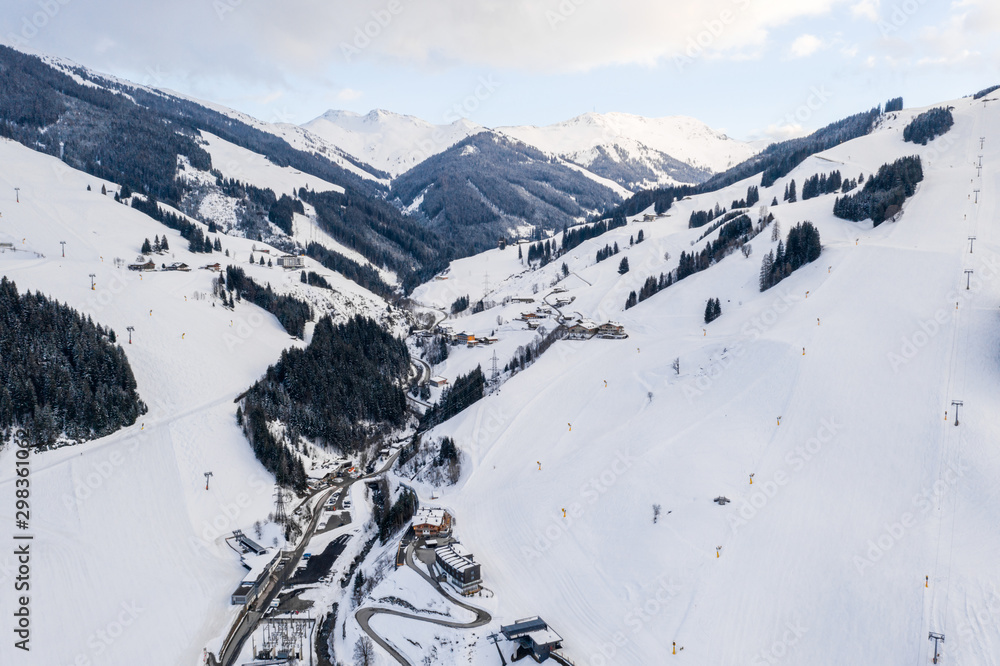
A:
0 0 851 78
789 34 824 58
337 88 364 101
850 0 880 22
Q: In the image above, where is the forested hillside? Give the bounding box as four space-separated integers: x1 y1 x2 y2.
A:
392 132 622 253
0 277 145 448
239 316 409 487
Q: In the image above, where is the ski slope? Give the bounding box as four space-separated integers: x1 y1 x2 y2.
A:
402 95 1000 665
0 137 392 666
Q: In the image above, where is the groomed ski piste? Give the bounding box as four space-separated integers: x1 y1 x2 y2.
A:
0 136 396 666
394 94 1000 665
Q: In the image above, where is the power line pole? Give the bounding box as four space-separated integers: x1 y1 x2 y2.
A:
490 350 500 393
14 187 20 203
127 326 135 344
89 273 96 290
973 189 981 204
60 241 66 257
965 269 973 290
980 137 986 149
951 400 963 427
204 471 213 490
969 236 977 253
274 486 288 525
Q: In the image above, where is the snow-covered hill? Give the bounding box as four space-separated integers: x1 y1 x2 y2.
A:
302 109 485 178
0 137 400 666
393 93 1000 665
498 112 760 189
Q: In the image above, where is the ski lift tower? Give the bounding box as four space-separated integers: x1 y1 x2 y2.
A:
951 400 963 426
929 632 945 663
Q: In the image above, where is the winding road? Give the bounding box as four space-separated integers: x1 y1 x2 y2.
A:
355 541 493 665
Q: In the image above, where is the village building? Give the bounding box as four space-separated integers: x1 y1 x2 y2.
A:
412 507 453 537
128 258 156 271
276 255 305 269
435 542 482 595
501 617 565 662
566 319 599 340
597 322 627 338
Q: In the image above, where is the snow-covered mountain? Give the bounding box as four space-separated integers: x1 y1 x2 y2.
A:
395 93 1000 665
302 109 485 177
498 112 760 190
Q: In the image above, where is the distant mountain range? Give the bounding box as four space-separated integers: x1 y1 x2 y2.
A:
302 109 760 191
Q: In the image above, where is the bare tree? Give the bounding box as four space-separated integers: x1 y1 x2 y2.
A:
771 220 782 242
672 357 680 375
354 637 375 666
653 504 662 524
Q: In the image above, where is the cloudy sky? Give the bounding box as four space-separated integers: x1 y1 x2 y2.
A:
2 0 998 140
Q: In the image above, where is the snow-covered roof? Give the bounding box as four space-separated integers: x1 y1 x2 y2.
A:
435 543 476 573
413 506 449 527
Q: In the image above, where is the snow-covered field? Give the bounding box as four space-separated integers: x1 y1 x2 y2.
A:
390 95 1000 665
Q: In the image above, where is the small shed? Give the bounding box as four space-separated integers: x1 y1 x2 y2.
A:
429 376 449 388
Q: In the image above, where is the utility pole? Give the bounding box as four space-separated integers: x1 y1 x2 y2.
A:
978 155 983 167
89 273 96 290
274 486 288 525
14 187 20 203
951 400 963 427
929 632 945 664
973 189 981 204
204 471 213 490
977 166 983 177
981 137 986 149
60 241 66 257
969 236 977 253
127 326 135 344
490 350 500 393
965 269 973 290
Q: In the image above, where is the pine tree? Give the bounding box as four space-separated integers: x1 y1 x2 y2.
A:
618 257 630 275
141 238 152 254
160 236 169 252
213 237 222 252
153 235 161 253
759 251 774 291
772 196 779 206
787 179 797 202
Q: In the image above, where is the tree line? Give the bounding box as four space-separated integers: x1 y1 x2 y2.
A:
903 107 954 146
0 277 145 448
240 316 410 487
833 156 923 226
224 265 312 338
759 221 822 291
